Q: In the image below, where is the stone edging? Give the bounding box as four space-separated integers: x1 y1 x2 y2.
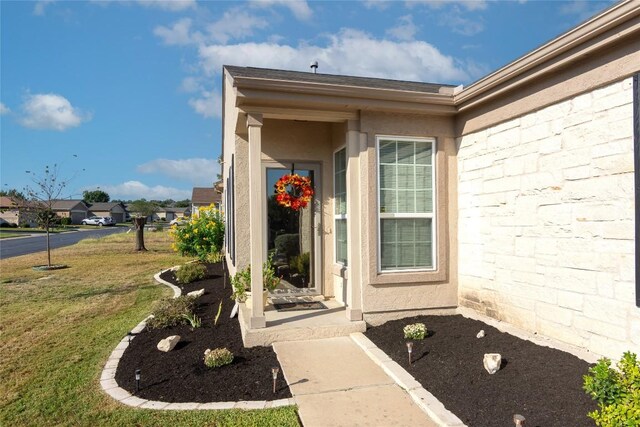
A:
99 266 295 410
350 332 467 427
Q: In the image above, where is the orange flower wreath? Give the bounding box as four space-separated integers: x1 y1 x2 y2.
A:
274 173 314 211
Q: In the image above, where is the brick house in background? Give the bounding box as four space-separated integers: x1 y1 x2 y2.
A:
222 1 639 358
88 202 127 223
191 187 221 215
51 200 90 224
0 196 37 226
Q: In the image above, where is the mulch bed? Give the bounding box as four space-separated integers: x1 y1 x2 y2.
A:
365 315 597 427
115 262 292 402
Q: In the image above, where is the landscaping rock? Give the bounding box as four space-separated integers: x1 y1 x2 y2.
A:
187 289 205 298
157 335 181 352
483 353 502 374
476 330 485 338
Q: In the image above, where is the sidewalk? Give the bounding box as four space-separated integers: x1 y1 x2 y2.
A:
273 336 438 427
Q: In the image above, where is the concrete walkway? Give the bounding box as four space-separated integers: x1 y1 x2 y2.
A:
273 336 438 427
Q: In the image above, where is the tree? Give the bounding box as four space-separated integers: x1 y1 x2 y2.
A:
128 199 158 251
82 189 110 204
0 188 27 200
175 199 191 208
23 165 72 268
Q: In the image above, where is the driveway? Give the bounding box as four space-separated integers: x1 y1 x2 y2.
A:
0 227 128 259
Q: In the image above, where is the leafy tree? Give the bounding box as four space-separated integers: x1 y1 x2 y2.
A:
0 188 26 200
22 164 73 267
175 199 191 208
82 189 110 204
170 204 224 261
128 199 158 251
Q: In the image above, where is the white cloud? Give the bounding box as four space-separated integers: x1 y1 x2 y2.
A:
408 0 488 11
136 0 196 12
386 15 418 41
250 0 312 20
137 158 219 185
0 103 10 115
33 0 56 16
154 18 201 46
441 9 484 36
188 90 222 118
207 8 269 44
198 28 470 83
362 0 391 11
179 76 201 93
20 94 91 131
560 0 609 21
98 180 191 200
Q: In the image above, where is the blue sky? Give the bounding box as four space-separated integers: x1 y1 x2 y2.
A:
0 0 614 201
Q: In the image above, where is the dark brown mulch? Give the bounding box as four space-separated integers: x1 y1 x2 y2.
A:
364 315 597 427
115 262 291 402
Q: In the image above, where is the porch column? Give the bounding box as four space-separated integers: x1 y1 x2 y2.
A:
247 113 266 329
345 119 363 321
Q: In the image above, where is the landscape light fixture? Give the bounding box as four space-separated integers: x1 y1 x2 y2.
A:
514 414 525 426
272 367 279 394
406 342 414 365
127 332 132 343
135 369 141 394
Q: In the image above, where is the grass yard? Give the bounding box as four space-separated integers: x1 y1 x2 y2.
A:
0 231 300 427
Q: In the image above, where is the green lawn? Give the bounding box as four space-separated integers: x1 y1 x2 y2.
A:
0 232 299 426
0 233 23 239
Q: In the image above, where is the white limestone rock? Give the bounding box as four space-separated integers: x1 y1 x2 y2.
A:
157 335 181 352
483 353 502 374
187 289 205 298
477 330 485 338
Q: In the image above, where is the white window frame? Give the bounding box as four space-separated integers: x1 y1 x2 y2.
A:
333 146 348 266
376 135 437 273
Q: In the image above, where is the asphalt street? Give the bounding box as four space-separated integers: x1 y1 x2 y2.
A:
0 227 129 259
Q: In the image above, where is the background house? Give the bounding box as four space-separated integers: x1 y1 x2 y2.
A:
0 196 37 226
222 1 640 358
88 202 127 223
156 207 190 222
51 200 89 224
191 187 221 215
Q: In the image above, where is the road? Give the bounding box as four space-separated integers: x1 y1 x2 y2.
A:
0 227 129 259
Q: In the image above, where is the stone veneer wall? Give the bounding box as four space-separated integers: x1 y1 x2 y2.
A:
457 78 639 359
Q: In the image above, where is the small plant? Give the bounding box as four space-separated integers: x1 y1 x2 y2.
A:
146 295 196 329
175 262 207 284
209 251 225 263
583 352 640 426
213 300 223 327
403 323 427 340
204 347 234 368
230 254 281 302
182 313 202 329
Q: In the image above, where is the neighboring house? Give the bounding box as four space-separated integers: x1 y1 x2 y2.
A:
191 187 221 215
156 207 190 222
51 200 90 224
88 202 127 223
222 1 640 359
0 196 37 226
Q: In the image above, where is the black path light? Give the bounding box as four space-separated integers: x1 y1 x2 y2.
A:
406 342 414 365
135 369 141 394
127 332 133 343
272 367 280 394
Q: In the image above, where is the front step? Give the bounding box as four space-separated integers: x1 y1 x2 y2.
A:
238 299 366 347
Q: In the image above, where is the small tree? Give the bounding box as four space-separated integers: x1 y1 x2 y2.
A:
82 189 110 204
0 188 27 200
22 165 72 268
128 199 158 251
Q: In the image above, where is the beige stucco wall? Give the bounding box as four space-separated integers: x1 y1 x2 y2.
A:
457 78 639 359
357 112 459 323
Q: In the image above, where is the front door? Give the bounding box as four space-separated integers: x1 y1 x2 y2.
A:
264 163 321 295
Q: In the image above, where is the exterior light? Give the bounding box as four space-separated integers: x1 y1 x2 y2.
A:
272 367 280 394
514 414 525 426
406 341 414 365
135 369 141 394
127 332 132 343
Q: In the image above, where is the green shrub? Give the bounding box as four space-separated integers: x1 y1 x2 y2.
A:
146 296 196 329
59 217 72 226
170 204 224 261
583 352 640 426
0 222 10 228
18 223 27 228
175 262 207 284
274 234 299 259
230 254 281 301
290 252 310 276
204 347 234 368
403 323 427 340
182 313 202 329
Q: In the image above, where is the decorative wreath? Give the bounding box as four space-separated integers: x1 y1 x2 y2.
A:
274 173 314 211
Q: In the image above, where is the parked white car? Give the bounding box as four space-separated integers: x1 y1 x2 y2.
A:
82 216 115 226
170 218 188 226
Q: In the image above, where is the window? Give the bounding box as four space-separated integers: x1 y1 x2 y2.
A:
334 148 347 265
377 136 435 271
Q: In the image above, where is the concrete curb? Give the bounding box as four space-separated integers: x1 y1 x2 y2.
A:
100 265 296 411
350 332 467 427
